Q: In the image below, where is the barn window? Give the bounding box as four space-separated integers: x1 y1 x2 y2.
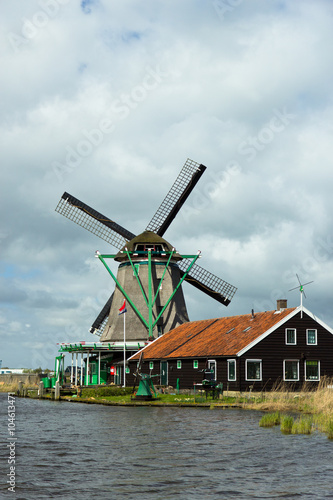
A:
284 360 299 381
306 329 317 345
305 360 320 381
286 328 296 345
227 359 236 381
149 361 154 370
177 360 182 369
207 360 217 379
245 360 262 381
193 360 199 369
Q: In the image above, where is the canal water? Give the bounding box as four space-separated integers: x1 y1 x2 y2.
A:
1 393 333 499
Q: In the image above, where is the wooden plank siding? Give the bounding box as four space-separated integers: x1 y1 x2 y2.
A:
127 307 333 391
238 311 333 391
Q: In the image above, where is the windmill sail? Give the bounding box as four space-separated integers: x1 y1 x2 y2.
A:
178 260 237 305
56 158 237 346
55 192 135 249
89 293 114 335
146 159 206 237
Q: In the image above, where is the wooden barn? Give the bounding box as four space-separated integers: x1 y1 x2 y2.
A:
128 300 333 391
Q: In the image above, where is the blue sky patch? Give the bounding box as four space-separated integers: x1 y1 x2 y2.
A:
81 0 97 14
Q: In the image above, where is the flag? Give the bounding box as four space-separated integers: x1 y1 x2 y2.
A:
118 299 127 315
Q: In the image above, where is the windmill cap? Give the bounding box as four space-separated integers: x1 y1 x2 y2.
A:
114 231 182 262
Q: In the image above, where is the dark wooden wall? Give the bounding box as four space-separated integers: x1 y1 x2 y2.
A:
238 310 333 391
128 311 333 391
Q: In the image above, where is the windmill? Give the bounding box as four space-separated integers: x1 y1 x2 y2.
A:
55 158 237 343
289 274 314 318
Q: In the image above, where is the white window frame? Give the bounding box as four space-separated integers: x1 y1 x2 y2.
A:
245 359 262 381
207 359 217 379
177 360 182 369
285 328 296 345
305 360 320 381
306 329 317 346
283 359 299 382
227 359 236 381
193 360 198 369
149 361 154 371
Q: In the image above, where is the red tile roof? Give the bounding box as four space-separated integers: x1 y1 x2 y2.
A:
130 308 297 360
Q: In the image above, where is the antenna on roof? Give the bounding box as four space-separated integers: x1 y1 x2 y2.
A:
288 274 314 318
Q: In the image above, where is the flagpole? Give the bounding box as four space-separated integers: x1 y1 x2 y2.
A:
123 309 126 387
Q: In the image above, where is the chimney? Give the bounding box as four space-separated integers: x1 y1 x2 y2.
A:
276 299 287 311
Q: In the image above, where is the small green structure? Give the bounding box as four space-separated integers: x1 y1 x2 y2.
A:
133 373 159 401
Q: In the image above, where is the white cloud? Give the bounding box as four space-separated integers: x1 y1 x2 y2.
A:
1 0 333 367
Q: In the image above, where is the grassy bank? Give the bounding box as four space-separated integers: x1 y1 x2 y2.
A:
254 378 333 439
0 381 36 393
242 378 333 414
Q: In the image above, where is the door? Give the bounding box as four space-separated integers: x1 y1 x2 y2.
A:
114 366 121 385
160 361 168 385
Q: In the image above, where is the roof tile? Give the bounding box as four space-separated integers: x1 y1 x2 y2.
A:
130 308 297 360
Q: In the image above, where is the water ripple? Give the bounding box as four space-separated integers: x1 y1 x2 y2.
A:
1 394 333 499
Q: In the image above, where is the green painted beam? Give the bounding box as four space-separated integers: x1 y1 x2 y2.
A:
152 252 201 328
97 254 149 329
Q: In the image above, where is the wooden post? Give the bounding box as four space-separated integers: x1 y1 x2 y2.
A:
55 381 60 401
39 381 44 399
18 381 23 396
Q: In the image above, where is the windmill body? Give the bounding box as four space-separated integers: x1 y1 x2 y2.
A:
100 231 189 342
55 159 237 345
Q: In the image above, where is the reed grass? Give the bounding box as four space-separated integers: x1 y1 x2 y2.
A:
259 411 280 427
291 417 313 435
280 415 294 433
250 377 333 439
0 381 39 393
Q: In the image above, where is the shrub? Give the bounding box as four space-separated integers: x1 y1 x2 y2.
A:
81 386 133 398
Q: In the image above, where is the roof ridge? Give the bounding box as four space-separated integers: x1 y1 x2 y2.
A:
189 307 297 326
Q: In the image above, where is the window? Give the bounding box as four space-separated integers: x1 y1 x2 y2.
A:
177 360 182 369
307 329 317 345
246 360 262 381
226 328 235 334
125 366 130 374
193 360 198 369
227 359 236 381
208 360 217 379
286 328 296 345
149 361 154 370
305 360 320 381
284 360 299 381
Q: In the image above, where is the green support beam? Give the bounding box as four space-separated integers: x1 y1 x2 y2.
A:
152 251 201 329
97 254 149 329
97 251 200 341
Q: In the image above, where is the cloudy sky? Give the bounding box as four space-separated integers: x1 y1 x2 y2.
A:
1 0 333 369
